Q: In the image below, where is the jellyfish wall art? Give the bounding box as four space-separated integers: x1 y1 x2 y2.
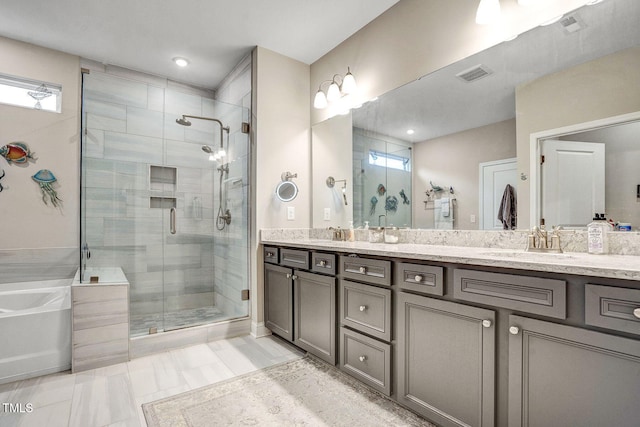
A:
32 169 62 207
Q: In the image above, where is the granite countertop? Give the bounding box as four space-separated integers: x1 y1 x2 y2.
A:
260 238 640 282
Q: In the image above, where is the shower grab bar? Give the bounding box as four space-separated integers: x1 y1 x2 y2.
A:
170 207 176 234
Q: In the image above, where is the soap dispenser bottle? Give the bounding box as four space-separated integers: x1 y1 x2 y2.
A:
587 213 610 255
348 221 355 242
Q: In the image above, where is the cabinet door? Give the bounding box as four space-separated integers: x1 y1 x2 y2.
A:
264 263 293 341
397 292 495 427
509 315 640 427
294 270 336 364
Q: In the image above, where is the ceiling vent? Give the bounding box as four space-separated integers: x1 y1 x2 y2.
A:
455 64 493 83
560 14 584 34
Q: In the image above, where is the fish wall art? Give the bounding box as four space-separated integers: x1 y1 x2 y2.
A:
0 142 36 165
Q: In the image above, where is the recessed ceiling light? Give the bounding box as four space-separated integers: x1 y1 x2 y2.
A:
173 57 189 67
406 129 415 135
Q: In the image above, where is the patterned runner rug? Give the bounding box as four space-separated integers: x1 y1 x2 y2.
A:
143 356 434 427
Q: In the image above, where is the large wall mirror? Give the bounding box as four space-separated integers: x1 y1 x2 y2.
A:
312 0 640 230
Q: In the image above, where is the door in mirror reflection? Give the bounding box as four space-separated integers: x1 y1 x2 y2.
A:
541 139 605 228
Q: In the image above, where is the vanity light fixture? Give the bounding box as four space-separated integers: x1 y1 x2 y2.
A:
313 67 357 109
173 57 189 67
475 0 501 25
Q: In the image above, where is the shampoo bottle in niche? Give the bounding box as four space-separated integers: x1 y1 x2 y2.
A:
587 213 612 254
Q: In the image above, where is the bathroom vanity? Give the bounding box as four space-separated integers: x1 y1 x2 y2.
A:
261 232 640 427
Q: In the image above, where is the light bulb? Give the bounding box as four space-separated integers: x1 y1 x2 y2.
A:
326 81 341 102
341 68 357 95
476 0 501 25
314 89 327 109
173 57 189 67
208 153 215 161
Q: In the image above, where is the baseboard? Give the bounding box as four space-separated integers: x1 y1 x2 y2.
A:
250 321 272 338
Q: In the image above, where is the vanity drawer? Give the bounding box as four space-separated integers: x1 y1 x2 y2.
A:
585 284 640 336
340 256 392 286
311 252 336 275
339 327 391 396
340 280 391 341
395 262 444 296
280 248 309 269
453 269 566 319
263 246 279 264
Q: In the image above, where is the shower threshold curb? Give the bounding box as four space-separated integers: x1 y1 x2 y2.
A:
129 316 250 359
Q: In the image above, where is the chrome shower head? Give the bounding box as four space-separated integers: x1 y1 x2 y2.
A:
201 145 213 153
176 117 192 126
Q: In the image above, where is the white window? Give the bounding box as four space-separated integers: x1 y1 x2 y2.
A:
368 150 411 171
0 74 62 113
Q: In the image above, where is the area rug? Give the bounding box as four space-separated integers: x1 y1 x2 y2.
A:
142 356 434 427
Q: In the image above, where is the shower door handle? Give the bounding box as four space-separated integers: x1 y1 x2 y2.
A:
170 207 177 234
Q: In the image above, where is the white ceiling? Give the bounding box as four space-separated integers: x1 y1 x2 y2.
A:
0 0 399 89
353 0 640 142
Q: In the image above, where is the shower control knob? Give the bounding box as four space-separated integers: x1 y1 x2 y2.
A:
414 275 423 282
509 326 520 335
359 266 367 274
482 320 492 328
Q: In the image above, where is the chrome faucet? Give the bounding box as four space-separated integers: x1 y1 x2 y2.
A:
378 214 387 227
527 225 562 253
329 226 346 241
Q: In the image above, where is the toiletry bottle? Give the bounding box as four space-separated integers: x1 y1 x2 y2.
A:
348 221 355 242
364 221 369 230
587 213 609 254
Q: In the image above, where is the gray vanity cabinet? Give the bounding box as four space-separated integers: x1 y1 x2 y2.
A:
264 263 294 341
397 292 496 427
508 314 640 427
294 270 336 364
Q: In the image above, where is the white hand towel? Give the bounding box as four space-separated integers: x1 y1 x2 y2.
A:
441 197 450 217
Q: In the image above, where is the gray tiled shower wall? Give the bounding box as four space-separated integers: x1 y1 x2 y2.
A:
82 72 250 333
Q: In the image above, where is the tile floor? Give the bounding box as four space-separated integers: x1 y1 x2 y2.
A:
0 335 304 427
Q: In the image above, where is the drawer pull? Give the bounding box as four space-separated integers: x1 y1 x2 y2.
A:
634 308 640 319
286 273 292 279
359 305 367 312
482 319 492 328
266 252 274 257
318 260 327 267
509 326 520 335
359 355 367 362
291 275 298 280
414 275 423 282
359 266 367 274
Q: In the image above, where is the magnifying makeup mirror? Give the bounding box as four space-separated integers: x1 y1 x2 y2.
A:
276 171 298 202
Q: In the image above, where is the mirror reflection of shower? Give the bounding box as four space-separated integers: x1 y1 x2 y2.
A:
176 115 232 230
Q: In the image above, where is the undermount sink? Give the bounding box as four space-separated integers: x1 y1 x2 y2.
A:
480 251 577 260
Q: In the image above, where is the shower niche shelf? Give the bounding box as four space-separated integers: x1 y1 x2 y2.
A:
149 165 177 191
150 197 176 209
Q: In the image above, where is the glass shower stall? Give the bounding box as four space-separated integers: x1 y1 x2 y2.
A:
80 71 250 336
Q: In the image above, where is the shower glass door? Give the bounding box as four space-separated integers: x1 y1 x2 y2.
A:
81 72 250 337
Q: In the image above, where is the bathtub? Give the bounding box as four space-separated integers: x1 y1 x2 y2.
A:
0 279 72 384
